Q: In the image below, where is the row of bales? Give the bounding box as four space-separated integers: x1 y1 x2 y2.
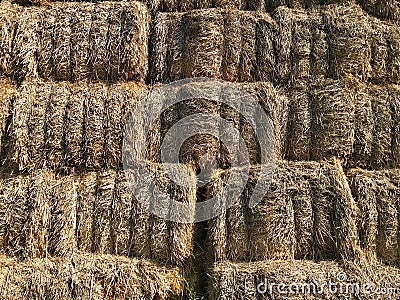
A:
0 0 399 299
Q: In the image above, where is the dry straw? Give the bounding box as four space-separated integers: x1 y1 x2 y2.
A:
209 259 400 299
2 2 150 83
149 9 276 83
2 81 146 173
360 0 400 21
0 165 196 265
0 253 182 300
348 168 399 267
207 159 361 262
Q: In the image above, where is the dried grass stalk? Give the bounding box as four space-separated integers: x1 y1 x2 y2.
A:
0 80 14 159
370 20 388 83
255 14 276 82
238 13 257 82
48 174 78 257
389 85 400 167
221 11 241 82
309 9 329 77
38 8 56 80
360 0 400 21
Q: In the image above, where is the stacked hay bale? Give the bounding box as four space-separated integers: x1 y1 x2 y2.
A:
207 159 360 262
0 165 197 266
0 253 183 299
0 2 150 83
347 169 400 267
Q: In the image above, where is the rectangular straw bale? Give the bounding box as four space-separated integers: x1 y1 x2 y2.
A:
375 173 399 266
326 159 360 261
38 8 56 80
129 167 151 258
272 7 293 83
255 14 276 82
70 3 92 82
291 11 311 82
12 7 41 82
89 3 109 81
25 172 52 259
221 11 241 82
370 21 388 83
53 5 72 81
64 83 85 169
248 163 296 261
104 4 121 83
149 165 171 263
149 13 183 83
83 84 105 169
44 83 69 170
310 79 355 161
92 170 115 254
238 13 257 82
369 85 393 169
309 162 336 259
209 259 400 300
26 83 50 172
389 85 400 167
119 2 150 81
48 174 78 257
324 5 372 81
0 176 29 258
7 85 32 172
244 82 289 159
0 254 183 300
206 170 228 262
110 171 133 257
347 169 378 259
181 10 224 78
168 165 196 266
0 2 18 77
286 83 311 161
350 84 374 168
76 172 97 253
309 9 329 77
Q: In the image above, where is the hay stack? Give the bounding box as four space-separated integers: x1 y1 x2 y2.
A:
209 259 400 299
207 160 359 262
4 2 149 83
149 9 276 83
0 254 183 300
348 169 399 266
